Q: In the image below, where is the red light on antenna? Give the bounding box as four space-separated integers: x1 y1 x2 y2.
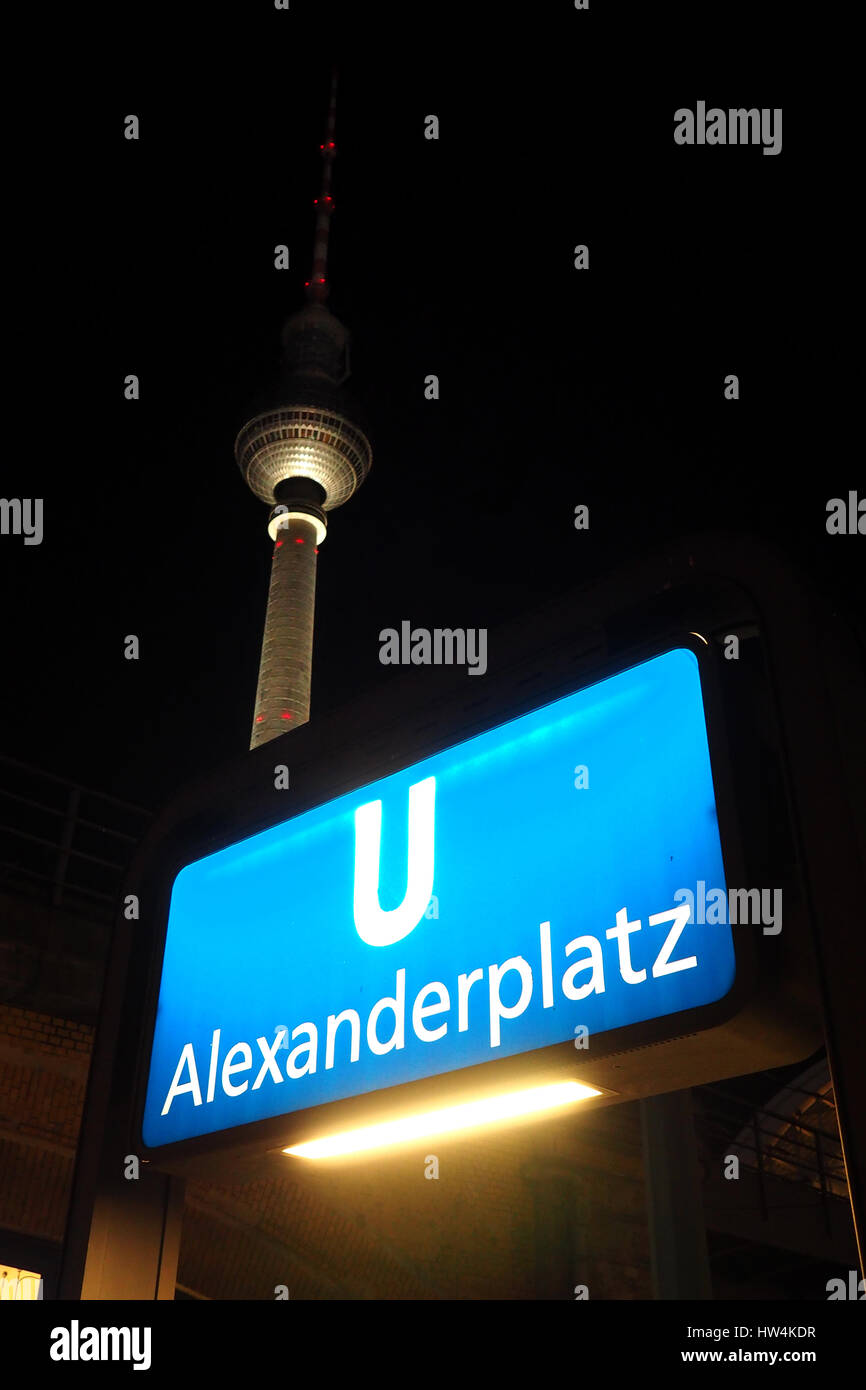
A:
295 537 305 544
255 715 264 724
314 547 319 554
275 540 283 548
280 711 292 720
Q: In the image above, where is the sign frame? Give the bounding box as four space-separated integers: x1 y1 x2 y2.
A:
129 626 774 1174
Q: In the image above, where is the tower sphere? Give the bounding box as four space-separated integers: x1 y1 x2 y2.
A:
235 403 372 510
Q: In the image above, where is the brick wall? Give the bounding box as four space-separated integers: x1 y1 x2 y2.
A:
0 1005 93 1242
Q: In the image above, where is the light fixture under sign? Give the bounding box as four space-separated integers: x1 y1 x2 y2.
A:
282 1079 603 1159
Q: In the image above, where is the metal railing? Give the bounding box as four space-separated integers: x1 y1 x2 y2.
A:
696 1078 849 1235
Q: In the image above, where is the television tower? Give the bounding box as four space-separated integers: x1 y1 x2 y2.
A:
236 69 373 750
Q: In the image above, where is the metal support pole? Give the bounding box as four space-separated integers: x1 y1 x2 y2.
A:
753 1111 768 1221
815 1129 831 1237
640 1089 713 1299
58 850 184 1299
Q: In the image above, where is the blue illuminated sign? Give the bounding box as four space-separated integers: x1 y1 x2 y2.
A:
142 647 733 1148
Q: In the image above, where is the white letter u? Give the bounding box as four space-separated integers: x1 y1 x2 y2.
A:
353 776 436 946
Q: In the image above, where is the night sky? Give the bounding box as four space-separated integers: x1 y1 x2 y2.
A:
3 3 857 813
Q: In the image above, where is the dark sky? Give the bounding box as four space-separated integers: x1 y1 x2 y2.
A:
3 2 856 812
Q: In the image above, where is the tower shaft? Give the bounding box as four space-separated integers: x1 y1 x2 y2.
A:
250 516 320 748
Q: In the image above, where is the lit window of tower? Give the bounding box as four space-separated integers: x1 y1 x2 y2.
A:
236 68 373 749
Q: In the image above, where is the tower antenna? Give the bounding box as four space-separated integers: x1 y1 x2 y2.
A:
306 66 339 305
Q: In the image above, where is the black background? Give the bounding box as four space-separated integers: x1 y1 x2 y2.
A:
3 2 854 811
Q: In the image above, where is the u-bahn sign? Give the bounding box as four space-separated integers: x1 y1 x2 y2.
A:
137 637 784 1162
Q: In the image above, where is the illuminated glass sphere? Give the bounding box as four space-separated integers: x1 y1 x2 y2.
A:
235 406 372 509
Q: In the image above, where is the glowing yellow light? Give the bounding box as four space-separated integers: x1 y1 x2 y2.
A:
267 510 327 544
282 1080 601 1159
0 1264 42 1300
